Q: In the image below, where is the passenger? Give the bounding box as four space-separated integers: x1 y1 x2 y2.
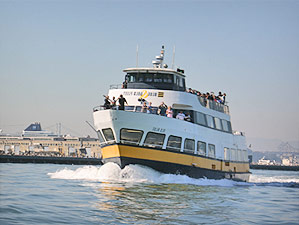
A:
176 111 185 120
217 92 223 104
222 93 226 104
122 80 128 89
147 102 153 114
111 96 117 108
103 96 111 109
208 92 215 101
158 102 167 116
141 102 148 113
184 112 192 122
166 106 173 118
118 94 128 110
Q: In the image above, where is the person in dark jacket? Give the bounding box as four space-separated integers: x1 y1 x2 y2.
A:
158 102 167 116
103 96 111 109
118 94 128 110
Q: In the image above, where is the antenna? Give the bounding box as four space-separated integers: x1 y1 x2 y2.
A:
136 44 139 67
172 45 176 69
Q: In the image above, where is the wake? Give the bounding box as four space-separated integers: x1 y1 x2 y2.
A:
48 162 299 188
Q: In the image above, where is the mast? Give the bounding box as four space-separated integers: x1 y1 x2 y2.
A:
152 45 165 68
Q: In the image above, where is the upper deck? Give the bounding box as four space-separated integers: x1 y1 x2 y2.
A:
108 46 229 115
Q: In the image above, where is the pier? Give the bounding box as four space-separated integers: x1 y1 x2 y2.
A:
1 154 298 171
250 164 299 171
0 155 102 165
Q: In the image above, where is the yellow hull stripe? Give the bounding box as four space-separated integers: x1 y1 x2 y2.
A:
102 144 250 173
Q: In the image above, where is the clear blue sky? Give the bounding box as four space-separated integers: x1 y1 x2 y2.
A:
0 0 298 144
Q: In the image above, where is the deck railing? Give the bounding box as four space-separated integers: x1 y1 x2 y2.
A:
198 96 229 114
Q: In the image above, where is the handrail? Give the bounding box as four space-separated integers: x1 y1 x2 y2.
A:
197 96 229 115
110 84 123 89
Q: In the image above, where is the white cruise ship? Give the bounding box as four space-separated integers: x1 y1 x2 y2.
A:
93 46 250 182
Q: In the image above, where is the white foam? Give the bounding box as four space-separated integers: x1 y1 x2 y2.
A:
48 163 299 187
249 174 299 183
48 163 237 187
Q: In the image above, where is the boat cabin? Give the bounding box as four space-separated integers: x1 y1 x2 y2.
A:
123 68 186 91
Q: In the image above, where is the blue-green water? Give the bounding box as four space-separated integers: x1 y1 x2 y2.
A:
0 163 298 224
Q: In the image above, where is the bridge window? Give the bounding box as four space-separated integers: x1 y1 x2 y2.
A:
102 128 115 142
143 132 165 149
166 135 182 152
144 73 153 82
197 141 206 156
208 144 216 158
153 73 163 83
184 138 195 154
163 74 173 83
120 128 143 145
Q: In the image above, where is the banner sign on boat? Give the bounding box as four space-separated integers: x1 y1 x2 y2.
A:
123 90 164 98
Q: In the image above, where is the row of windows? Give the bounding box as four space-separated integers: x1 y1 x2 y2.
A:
126 73 185 87
99 128 248 162
120 106 232 134
224 147 248 162
194 111 232 133
125 73 186 91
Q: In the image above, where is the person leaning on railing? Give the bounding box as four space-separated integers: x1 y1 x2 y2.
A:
103 95 111 109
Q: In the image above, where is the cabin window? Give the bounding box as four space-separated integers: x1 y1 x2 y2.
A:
243 150 248 162
195 112 207 126
206 115 215 128
222 120 229 132
184 139 195 154
120 128 143 145
125 106 135 111
166 135 182 152
97 131 105 143
231 149 237 161
197 141 206 156
102 128 115 142
214 117 222 130
208 144 216 158
227 121 232 133
237 149 243 162
135 106 142 112
143 132 165 149
224 147 230 160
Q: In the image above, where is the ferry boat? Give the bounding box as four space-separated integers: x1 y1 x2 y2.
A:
93 46 250 182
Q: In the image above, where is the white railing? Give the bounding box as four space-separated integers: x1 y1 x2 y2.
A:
198 96 229 114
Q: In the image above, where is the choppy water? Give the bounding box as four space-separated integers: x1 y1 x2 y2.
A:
0 163 298 225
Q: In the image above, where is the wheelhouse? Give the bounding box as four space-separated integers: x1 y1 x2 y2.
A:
123 69 186 91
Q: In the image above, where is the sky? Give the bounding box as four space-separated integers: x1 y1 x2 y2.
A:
0 0 298 149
